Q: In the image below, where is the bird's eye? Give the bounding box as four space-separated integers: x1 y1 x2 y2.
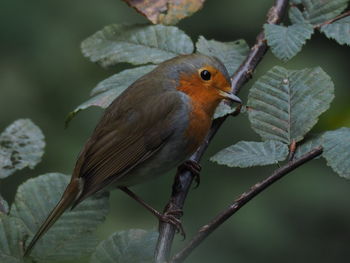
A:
200 70 211 81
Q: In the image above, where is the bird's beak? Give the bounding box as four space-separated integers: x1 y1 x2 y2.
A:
219 90 242 104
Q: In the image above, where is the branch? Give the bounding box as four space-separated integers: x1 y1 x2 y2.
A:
315 10 350 29
154 0 289 262
170 146 323 263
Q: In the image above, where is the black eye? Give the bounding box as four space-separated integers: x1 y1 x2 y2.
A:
200 70 211 81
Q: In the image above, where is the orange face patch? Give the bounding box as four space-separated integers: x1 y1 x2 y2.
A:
176 65 231 153
176 65 231 115
196 65 232 94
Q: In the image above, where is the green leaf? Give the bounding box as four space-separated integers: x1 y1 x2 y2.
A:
300 0 348 25
196 36 249 75
211 140 288 168
81 24 194 67
294 135 323 159
321 17 350 45
65 90 112 127
247 66 334 144
291 0 302 4
10 173 109 262
121 0 204 25
214 104 247 119
0 215 26 263
91 65 156 96
90 229 158 263
0 194 9 214
66 65 157 126
0 119 45 179
214 102 237 119
289 6 308 24
322 127 350 179
264 23 314 61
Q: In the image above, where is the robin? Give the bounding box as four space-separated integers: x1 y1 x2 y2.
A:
24 53 241 256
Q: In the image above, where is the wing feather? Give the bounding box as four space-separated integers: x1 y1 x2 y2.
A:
71 90 184 205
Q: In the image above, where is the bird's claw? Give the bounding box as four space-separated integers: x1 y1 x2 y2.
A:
179 160 202 188
159 210 186 238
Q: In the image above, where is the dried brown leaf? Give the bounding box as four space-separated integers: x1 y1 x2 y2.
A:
122 0 205 25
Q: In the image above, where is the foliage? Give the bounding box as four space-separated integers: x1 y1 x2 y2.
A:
196 36 249 75
320 16 350 45
297 0 348 25
0 119 45 179
264 23 314 61
90 229 158 263
81 24 194 67
0 215 26 263
11 173 109 262
65 65 157 125
268 0 350 61
121 0 205 25
294 134 323 159
0 169 110 263
211 140 289 168
322 128 350 178
0 122 109 262
1 0 350 262
247 66 334 144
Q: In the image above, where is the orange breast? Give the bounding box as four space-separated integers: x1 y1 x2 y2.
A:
176 69 228 154
176 73 219 154
184 98 212 153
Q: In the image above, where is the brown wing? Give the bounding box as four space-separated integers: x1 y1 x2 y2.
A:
71 89 183 205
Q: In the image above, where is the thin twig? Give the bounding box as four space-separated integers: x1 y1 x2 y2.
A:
154 0 289 262
170 146 323 263
288 139 297 161
315 10 350 29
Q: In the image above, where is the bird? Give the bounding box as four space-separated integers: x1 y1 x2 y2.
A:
24 53 241 256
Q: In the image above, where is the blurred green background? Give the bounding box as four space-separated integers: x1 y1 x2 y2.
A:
1 0 350 262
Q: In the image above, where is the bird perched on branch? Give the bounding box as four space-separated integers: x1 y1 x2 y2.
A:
24 53 241 256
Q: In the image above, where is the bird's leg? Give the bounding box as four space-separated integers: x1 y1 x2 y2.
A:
119 187 185 236
178 160 202 188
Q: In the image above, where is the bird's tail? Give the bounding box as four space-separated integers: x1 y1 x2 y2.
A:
24 178 81 257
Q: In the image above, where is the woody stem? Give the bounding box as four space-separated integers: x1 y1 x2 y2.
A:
315 10 350 29
170 147 323 263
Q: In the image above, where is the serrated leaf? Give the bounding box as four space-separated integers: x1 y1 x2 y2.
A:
248 66 334 144
90 229 158 263
82 24 194 67
289 6 308 24
0 119 45 179
122 0 205 25
300 0 348 25
294 134 323 159
321 16 350 45
211 140 288 168
0 195 9 214
322 127 350 179
196 36 249 75
65 90 113 127
91 65 156 96
66 65 157 126
10 173 109 262
264 23 314 61
214 102 238 119
0 215 26 263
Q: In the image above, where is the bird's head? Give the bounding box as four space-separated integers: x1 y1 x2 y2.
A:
159 54 241 115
